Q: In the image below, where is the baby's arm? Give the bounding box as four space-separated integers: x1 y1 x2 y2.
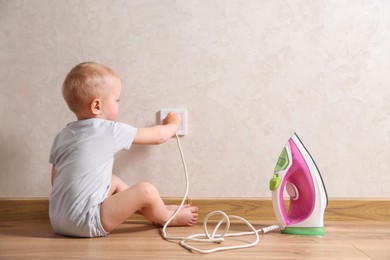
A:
133 112 181 145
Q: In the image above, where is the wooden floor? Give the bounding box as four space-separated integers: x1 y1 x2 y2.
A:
1 219 389 259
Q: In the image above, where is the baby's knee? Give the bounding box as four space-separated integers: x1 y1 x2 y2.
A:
136 182 160 200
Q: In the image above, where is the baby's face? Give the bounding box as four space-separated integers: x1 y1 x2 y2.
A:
100 76 122 121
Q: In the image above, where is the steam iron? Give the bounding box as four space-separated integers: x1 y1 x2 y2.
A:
270 133 328 236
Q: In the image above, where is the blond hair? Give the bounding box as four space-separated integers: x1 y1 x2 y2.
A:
62 62 118 113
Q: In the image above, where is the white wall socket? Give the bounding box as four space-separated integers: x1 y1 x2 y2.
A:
159 108 188 136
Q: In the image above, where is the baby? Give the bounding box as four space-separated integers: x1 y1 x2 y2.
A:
49 62 198 237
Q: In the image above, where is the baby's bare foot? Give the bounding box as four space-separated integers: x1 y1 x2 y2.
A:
163 204 198 227
166 205 182 211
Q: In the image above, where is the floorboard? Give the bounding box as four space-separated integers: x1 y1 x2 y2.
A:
1 219 389 259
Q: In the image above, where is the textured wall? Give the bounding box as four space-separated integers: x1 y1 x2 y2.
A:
1 0 390 198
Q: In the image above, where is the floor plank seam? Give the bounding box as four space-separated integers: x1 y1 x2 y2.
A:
352 244 374 260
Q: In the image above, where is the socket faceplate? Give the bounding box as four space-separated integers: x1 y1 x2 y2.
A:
159 109 187 136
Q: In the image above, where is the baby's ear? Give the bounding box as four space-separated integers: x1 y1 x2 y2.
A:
91 99 102 115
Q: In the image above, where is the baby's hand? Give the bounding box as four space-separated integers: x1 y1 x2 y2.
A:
163 112 181 126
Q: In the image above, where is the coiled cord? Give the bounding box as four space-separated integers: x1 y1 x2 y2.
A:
162 134 279 253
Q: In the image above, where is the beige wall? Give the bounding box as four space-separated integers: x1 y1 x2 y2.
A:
1 0 389 198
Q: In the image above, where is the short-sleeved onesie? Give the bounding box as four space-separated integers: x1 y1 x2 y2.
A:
49 118 137 237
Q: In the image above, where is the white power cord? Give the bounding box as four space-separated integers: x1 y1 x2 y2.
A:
161 134 279 253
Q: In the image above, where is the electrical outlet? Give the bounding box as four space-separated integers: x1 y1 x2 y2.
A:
159 108 188 136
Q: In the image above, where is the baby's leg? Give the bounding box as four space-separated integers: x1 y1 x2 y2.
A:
108 175 145 215
107 174 129 196
100 182 198 232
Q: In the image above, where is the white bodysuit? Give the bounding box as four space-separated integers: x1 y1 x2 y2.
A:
49 118 137 237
